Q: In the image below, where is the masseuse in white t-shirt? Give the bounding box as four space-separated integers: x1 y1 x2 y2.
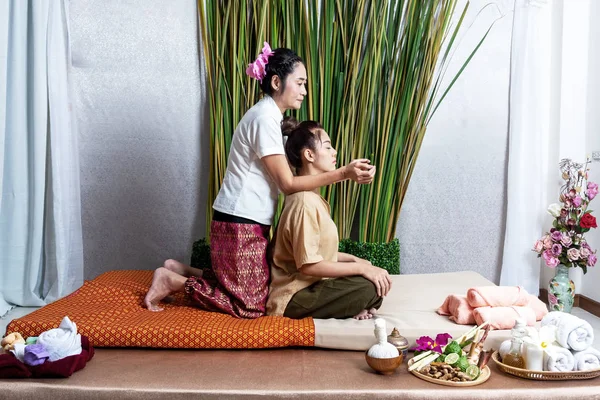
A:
144 43 375 318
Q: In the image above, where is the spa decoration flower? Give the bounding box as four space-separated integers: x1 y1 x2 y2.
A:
415 333 452 354
519 325 559 370
533 158 598 274
245 42 274 82
523 325 558 352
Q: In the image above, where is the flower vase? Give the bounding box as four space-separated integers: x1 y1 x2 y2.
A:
548 264 575 313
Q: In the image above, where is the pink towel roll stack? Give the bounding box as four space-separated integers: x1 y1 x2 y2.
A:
467 286 530 308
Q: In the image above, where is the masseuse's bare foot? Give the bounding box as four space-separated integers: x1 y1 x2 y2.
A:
353 308 378 320
163 259 204 278
144 267 186 311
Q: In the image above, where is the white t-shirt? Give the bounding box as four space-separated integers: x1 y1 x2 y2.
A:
212 95 284 226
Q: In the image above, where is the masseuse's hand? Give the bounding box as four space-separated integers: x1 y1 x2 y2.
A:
360 264 392 297
344 159 376 184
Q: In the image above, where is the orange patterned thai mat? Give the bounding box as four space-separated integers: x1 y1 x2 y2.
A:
6 270 315 349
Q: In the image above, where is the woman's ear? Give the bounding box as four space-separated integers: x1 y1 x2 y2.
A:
271 75 281 92
302 148 315 164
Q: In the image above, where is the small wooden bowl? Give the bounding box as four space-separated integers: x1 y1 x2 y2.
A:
365 352 404 375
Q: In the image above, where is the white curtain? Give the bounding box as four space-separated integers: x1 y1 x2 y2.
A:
501 0 597 295
500 0 552 295
0 0 83 318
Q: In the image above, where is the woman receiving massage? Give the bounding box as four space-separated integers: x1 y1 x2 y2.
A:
144 43 376 318
266 118 392 320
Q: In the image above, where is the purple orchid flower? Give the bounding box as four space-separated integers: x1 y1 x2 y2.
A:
415 333 452 353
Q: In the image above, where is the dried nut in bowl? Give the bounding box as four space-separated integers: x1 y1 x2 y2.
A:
365 352 404 375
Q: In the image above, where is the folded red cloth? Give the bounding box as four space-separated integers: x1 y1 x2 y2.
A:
0 336 94 379
0 354 31 378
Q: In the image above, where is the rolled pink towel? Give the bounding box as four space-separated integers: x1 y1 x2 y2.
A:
467 286 530 308
526 295 549 321
437 294 476 325
473 306 536 330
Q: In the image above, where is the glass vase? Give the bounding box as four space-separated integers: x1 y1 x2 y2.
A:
547 264 575 313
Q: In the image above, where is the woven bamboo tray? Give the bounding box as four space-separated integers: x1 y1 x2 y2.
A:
492 351 600 381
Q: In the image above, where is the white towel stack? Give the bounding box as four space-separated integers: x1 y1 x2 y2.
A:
541 311 594 351
572 347 600 371
543 345 575 372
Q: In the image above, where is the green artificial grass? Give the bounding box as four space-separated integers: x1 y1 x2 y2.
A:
190 237 400 275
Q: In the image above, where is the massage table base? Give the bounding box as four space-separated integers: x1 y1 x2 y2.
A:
1 348 599 399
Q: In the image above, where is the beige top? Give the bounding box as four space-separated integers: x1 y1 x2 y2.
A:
266 191 339 316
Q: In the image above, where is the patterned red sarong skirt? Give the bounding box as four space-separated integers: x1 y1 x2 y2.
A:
184 220 270 319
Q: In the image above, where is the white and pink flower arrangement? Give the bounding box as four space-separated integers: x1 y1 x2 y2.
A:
532 158 598 274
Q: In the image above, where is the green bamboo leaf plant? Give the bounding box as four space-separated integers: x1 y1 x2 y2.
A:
199 0 486 243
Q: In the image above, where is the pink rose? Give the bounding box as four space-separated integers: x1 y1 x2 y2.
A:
580 247 591 258
551 231 562 241
542 249 553 261
573 196 582 207
588 181 598 200
588 254 597 267
560 234 572 247
567 248 580 261
551 243 562 256
543 236 553 249
533 240 544 253
546 257 560 268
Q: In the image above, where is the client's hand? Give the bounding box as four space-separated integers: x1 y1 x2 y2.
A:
361 265 392 297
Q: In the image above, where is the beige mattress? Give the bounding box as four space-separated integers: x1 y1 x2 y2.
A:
315 270 513 350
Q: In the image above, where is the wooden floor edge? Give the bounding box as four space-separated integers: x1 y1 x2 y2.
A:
539 288 600 318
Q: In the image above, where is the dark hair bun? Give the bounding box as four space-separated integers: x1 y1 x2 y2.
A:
281 116 300 137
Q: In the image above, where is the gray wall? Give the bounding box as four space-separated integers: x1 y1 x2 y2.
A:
396 2 513 283
71 0 512 283
70 0 208 279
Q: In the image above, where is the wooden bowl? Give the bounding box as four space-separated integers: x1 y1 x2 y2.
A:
365 352 404 375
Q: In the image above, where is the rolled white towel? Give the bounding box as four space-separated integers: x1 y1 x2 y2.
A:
37 316 82 362
572 347 600 371
499 340 512 360
541 311 594 351
540 311 562 327
543 345 575 372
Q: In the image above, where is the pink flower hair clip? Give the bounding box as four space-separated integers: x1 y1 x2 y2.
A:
246 42 274 82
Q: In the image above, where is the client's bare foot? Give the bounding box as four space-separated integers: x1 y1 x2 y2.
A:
144 267 186 311
163 259 204 278
353 309 374 320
